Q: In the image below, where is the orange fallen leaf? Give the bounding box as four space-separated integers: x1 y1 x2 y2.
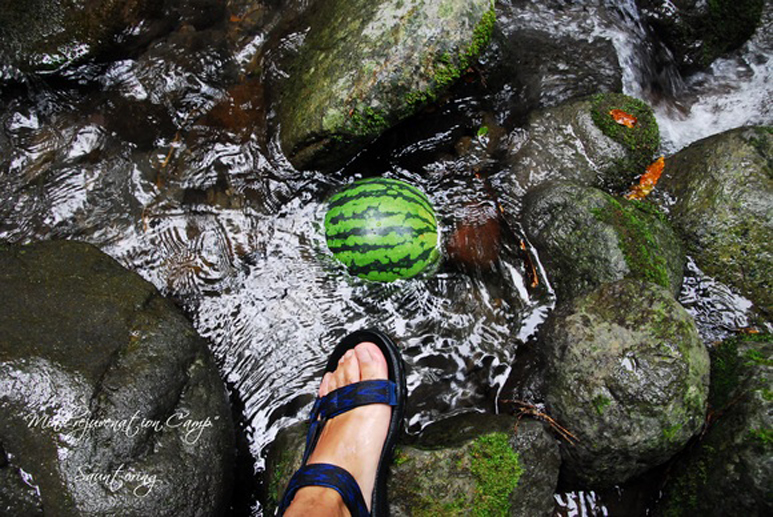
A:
610 109 637 128
230 15 242 22
625 156 665 200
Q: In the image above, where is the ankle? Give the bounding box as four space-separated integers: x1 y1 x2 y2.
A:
284 485 351 517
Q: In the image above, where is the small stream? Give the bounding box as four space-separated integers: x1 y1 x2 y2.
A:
1 1 770 515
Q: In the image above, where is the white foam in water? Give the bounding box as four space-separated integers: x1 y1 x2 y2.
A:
608 0 773 153
656 43 772 153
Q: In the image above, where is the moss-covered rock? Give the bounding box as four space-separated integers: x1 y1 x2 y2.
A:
275 0 495 171
494 95 660 201
521 182 684 301
636 0 765 72
0 241 234 515
657 333 773 515
541 279 710 487
652 126 773 318
264 413 560 516
590 93 660 177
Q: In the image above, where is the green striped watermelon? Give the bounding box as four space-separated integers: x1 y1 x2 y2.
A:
324 177 440 282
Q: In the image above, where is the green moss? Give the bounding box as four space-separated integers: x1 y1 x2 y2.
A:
393 448 411 467
663 422 683 442
591 197 672 289
709 338 741 409
347 105 390 137
267 448 295 510
660 449 711 517
590 93 660 175
469 432 523 516
747 428 773 447
415 494 469 517
743 347 773 367
593 394 611 415
710 333 772 409
406 0 495 108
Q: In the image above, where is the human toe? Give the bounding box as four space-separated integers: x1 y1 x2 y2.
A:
354 342 388 380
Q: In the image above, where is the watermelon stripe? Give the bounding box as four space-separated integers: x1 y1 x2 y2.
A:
348 247 439 275
327 193 435 224
327 225 424 242
329 178 431 207
327 228 436 252
354 178 434 211
327 198 435 223
338 232 437 266
326 208 435 234
328 182 434 215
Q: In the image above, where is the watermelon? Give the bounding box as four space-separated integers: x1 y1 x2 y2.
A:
324 177 440 282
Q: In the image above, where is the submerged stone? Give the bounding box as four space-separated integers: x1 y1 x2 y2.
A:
653 127 773 318
276 0 495 171
541 279 710 487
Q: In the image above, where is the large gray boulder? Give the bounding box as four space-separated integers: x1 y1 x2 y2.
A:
0 241 234 516
653 126 773 317
657 334 772 515
275 0 495 170
541 279 710 487
522 182 684 301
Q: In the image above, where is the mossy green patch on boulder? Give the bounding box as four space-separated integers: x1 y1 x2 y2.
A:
590 93 660 178
495 96 661 203
541 279 710 487
275 0 495 170
652 126 773 318
521 182 684 301
657 333 773 516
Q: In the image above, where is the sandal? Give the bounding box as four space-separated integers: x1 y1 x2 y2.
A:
278 329 406 516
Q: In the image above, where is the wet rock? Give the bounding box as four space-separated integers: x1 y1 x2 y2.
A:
275 0 495 171
265 413 559 516
521 182 684 301
653 127 773 318
657 333 772 516
0 0 225 75
488 0 623 123
492 94 660 202
541 279 710 487
0 241 234 515
636 0 765 73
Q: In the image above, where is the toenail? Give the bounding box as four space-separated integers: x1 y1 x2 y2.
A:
355 345 372 362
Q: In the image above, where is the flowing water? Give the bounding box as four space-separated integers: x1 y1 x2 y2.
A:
1 1 770 515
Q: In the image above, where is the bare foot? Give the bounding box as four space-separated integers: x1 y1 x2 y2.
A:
284 342 391 516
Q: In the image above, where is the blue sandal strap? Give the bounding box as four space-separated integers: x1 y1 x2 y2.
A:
304 379 397 464
279 463 370 516
311 379 398 421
